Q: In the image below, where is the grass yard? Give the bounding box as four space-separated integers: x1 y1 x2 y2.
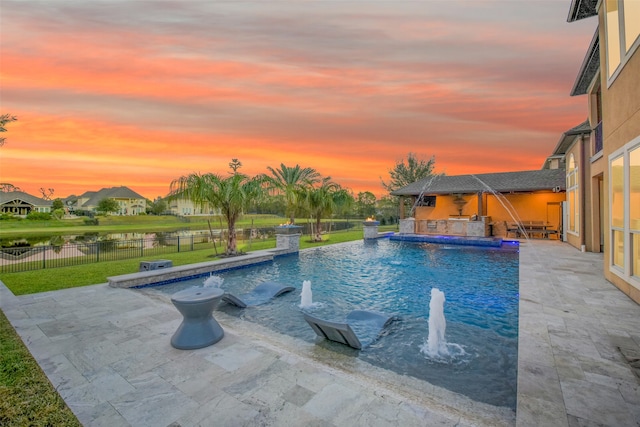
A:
0 310 81 426
0 228 388 295
0 214 354 238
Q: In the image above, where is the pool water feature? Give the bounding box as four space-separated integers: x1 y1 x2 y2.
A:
147 239 519 409
300 279 314 308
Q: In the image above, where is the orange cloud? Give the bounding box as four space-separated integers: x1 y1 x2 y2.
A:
1 1 594 201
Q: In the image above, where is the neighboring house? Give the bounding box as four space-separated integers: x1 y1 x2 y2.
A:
0 191 52 216
166 197 220 216
568 0 640 302
542 120 602 253
391 169 566 238
76 186 147 215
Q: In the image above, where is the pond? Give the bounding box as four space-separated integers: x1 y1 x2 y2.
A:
0 221 358 248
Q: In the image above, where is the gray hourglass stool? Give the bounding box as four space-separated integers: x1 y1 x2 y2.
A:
170 287 224 349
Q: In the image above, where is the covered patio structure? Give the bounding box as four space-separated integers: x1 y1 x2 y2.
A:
391 169 566 239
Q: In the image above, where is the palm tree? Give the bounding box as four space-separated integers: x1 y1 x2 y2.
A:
264 163 320 224
169 172 263 255
301 177 351 242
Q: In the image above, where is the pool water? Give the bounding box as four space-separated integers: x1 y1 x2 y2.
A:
151 239 519 409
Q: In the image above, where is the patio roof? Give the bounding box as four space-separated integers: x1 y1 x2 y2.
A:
391 169 565 196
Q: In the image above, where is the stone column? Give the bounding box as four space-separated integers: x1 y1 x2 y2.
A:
275 226 303 253
363 220 380 240
399 217 415 234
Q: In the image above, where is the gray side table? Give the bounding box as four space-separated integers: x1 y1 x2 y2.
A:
170 287 224 350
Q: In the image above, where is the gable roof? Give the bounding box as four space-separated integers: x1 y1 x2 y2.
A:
0 191 52 207
542 120 591 169
391 169 566 196
79 186 146 207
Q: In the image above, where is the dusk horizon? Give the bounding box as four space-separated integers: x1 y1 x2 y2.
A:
1 1 596 200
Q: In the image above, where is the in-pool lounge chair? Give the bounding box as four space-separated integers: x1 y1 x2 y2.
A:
221 281 295 308
303 310 395 350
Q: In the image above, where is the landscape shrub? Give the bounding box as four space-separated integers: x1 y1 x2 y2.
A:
26 212 51 220
0 213 20 221
83 217 99 226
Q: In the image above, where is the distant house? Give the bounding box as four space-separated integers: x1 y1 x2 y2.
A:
75 186 147 215
166 197 220 216
567 0 640 302
0 191 52 216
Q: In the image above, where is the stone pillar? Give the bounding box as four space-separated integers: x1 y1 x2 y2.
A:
275 226 303 253
399 217 415 234
363 220 380 240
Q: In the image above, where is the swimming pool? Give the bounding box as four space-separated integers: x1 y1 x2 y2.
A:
147 238 519 409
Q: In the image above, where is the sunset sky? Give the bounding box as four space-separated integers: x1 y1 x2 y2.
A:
1 1 596 200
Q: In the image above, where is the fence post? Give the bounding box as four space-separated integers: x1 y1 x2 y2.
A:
177 236 180 253
191 235 194 251
96 242 100 262
140 238 144 257
43 246 46 270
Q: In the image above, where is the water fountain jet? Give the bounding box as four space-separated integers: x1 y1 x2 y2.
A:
300 280 313 308
421 288 449 357
203 274 224 288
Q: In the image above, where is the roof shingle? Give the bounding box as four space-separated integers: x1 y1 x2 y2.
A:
391 169 565 196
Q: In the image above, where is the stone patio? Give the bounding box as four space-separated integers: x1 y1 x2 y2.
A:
1 239 639 426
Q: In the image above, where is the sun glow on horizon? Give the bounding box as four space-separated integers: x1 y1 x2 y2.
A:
0 1 595 200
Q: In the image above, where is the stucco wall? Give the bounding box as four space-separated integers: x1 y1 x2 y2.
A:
599 10 640 302
414 192 565 237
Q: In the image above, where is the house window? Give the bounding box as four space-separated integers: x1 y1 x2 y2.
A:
611 155 624 269
631 145 640 277
609 137 640 282
605 0 621 77
623 0 640 51
567 154 579 234
604 0 640 81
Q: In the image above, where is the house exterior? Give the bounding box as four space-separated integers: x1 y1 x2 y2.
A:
0 191 52 216
75 186 147 215
391 170 566 238
542 120 602 252
166 198 220 216
568 0 640 302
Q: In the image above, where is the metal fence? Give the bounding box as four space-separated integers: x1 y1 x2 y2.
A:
0 221 386 274
0 236 201 273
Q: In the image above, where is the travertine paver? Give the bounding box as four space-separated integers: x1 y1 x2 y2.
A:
1 240 639 426
517 240 640 427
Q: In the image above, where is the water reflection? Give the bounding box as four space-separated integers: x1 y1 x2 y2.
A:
1 222 357 248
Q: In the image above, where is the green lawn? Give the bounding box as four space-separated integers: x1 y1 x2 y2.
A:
0 310 81 426
0 228 391 295
0 225 397 425
0 214 357 238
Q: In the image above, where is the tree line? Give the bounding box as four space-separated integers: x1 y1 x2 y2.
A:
168 154 439 255
1 112 440 256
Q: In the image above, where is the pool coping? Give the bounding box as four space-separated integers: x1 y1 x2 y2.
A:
390 233 505 247
108 235 517 289
107 249 284 289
